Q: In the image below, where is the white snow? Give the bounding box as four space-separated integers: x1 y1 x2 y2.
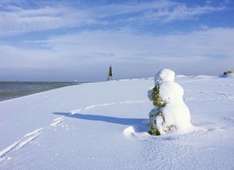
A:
0 76 234 169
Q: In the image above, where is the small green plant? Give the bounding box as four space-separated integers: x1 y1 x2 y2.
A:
151 84 166 107
148 128 161 136
148 84 167 136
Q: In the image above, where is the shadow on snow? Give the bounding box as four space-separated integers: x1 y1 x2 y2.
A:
53 112 148 132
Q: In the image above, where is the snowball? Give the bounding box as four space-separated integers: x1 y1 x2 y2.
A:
155 68 175 83
161 102 192 132
159 81 184 103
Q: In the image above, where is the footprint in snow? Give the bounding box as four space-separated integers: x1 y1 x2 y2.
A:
50 117 64 127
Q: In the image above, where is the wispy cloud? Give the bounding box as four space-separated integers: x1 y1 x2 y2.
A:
0 0 232 80
0 0 225 36
1 27 234 80
0 6 98 36
143 4 224 22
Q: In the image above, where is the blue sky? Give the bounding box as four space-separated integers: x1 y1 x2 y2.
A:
0 0 234 81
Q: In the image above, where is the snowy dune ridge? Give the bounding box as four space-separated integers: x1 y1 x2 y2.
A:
0 75 234 169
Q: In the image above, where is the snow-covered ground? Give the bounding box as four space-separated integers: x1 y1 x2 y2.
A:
0 76 234 170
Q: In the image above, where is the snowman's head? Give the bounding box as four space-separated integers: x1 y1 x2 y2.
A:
155 68 175 84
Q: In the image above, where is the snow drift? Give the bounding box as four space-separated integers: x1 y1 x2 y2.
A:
0 76 234 170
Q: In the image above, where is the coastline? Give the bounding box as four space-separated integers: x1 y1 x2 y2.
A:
0 81 79 102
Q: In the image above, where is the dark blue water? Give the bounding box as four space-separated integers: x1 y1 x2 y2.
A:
0 81 79 101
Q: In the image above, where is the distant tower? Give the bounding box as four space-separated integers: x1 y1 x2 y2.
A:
107 65 113 80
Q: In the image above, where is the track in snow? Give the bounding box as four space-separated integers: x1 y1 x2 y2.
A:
50 117 64 127
0 117 65 163
0 128 42 162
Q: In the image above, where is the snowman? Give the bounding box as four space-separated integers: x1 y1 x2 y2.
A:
148 68 193 135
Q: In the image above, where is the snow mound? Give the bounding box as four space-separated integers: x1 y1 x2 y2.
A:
123 126 135 137
161 102 192 132
123 126 150 140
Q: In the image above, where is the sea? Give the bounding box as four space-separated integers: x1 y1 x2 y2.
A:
0 81 79 102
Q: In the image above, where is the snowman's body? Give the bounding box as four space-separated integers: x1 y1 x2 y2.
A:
148 69 192 135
